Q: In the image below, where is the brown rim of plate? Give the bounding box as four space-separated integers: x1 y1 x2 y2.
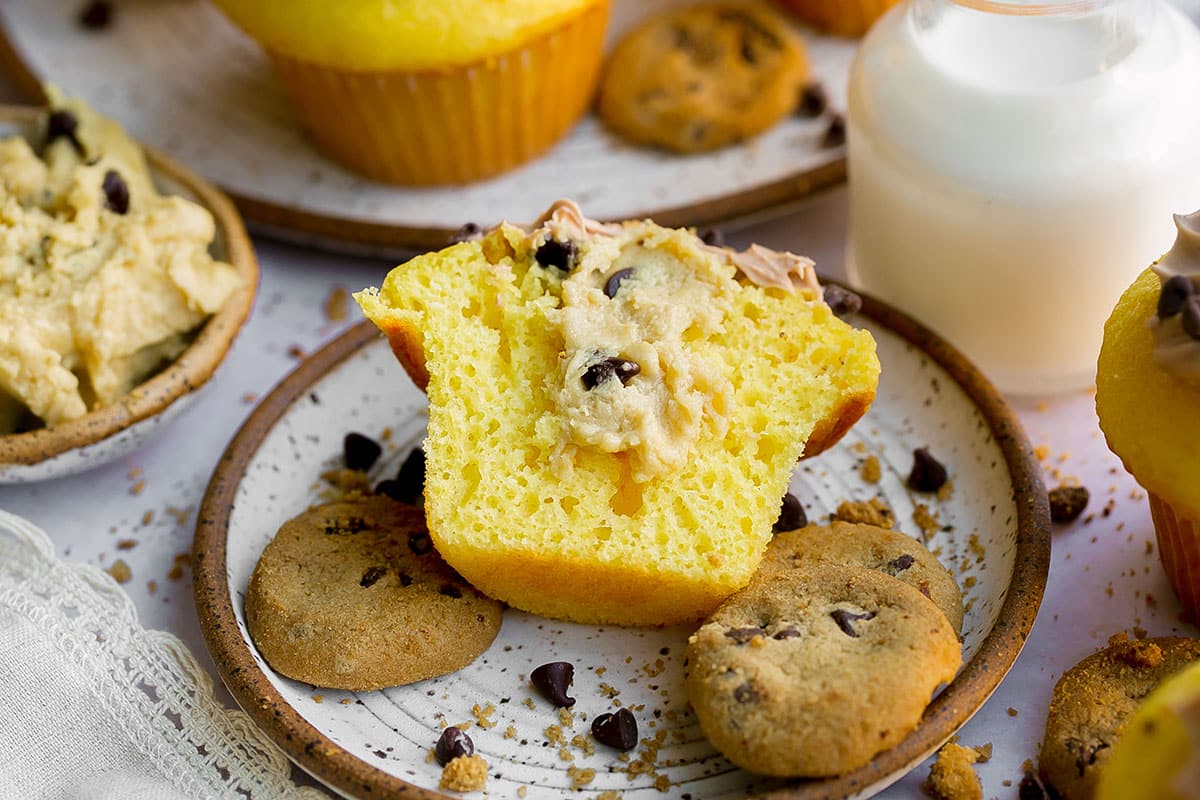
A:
0 104 259 467
192 284 1051 800
0 27 847 255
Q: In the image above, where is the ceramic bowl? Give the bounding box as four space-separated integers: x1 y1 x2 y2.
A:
0 104 258 483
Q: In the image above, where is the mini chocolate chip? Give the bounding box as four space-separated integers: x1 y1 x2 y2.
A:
398 572 413 587
449 222 482 244
798 82 828 118
772 627 801 640
102 169 129 214
886 554 916 574
582 357 640 389
822 114 846 148
823 285 862 317
1158 274 1194 318
773 492 807 533
77 0 112 29
907 447 948 493
440 585 463 598
725 626 765 644
381 448 425 505
408 532 433 555
46 110 83 154
830 609 876 637
530 661 576 707
360 566 387 588
700 228 725 247
740 37 759 64
1048 485 1090 524
435 726 474 766
733 682 759 703
604 268 635 299
324 516 367 536
343 432 382 472
1183 295 1200 340
535 238 576 272
591 708 638 750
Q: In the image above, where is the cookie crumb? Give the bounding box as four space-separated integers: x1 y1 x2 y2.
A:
146 580 157 595
972 743 992 763
568 766 596 788
106 559 132 584
116 538 138 550
833 498 895 528
439 754 488 793
129 480 146 496
1007 707 1018 717
913 504 941 540
1048 485 1089 523
324 286 349 322
472 703 497 729
321 468 373 496
1107 631 1163 668
925 742 982 800
141 510 154 526
167 553 191 582
517 787 528 799
860 455 882 483
504 725 517 740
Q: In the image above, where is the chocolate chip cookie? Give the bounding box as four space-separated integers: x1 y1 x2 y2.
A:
245 496 503 690
685 562 961 777
1040 633 1200 799
597 1 809 153
759 521 964 633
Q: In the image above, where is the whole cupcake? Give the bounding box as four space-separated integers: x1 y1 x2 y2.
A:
210 0 610 185
1097 210 1200 622
774 0 898 36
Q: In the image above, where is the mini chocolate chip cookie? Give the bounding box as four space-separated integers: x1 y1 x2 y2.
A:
245 496 503 690
759 521 964 634
685 562 961 777
1040 633 1200 800
597 1 809 153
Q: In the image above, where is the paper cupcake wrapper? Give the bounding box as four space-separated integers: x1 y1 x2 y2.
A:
266 1 608 186
1148 491 1200 622
776 0 899 36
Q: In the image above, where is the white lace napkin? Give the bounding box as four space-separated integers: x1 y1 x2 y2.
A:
0 510 325 800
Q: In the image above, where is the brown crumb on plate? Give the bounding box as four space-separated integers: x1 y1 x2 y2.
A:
833 498 894 528
324 285 349 322
860 455 882 483
925 742 982 800
440 754 487 793
106 559 132 584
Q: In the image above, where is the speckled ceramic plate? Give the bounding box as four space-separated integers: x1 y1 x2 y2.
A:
194 290 1050 800
0 0 854 255
0 105 258 484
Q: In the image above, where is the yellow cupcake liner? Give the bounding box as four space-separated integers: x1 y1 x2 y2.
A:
1147 491 1200 622
265 1 609 186
775 0 900 36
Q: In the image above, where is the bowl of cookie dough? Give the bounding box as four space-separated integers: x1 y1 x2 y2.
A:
0 96 258 483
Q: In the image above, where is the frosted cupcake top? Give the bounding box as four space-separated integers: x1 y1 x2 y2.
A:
1150 210 1200 384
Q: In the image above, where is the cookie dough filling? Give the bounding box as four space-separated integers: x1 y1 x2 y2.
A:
497 200 818 482
0 87 241 432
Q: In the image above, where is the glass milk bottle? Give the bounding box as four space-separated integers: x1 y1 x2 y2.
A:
846 0 1200 395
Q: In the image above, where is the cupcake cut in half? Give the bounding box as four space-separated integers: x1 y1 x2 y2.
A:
356 201 879 625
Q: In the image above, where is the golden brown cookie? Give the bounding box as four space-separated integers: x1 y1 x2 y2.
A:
597 2 809 153
759 521 964 633
1040 633 1200 800
245 496 503 690
684 563 961 777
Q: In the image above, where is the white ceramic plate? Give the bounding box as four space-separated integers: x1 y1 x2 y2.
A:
0 0 856 254
195 296 1050 800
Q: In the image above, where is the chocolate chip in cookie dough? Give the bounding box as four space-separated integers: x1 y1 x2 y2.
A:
535 238 577 272
907 447 948 493
45 110 83 155
886 554 916 575
408 531 434 556
343 432 382 472
604 268 635 299
798 82 829 118
725 626 765 644
772 626 801 640
77 1 112 30
102 169 130 215
1064 737 1110 779
733 682 760 703
822 114 847 148
435 726 475 766
591 708 638 751
582 357 641 389
1182 295 1200 340
830 608 876 637
773 492 807 533
1158 274 1194 318
440 584 463 598
359 566 387 588
823 285 863 317
531 661 576 707
1048 485 1089 524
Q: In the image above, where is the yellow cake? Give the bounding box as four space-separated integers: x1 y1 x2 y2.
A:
1097 211 1200 621
774 0 899 36
356 201 879 625
1096 660 1200 800
210 0 609 184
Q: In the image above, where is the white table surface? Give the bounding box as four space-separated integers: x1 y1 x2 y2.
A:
0 75 1194 800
